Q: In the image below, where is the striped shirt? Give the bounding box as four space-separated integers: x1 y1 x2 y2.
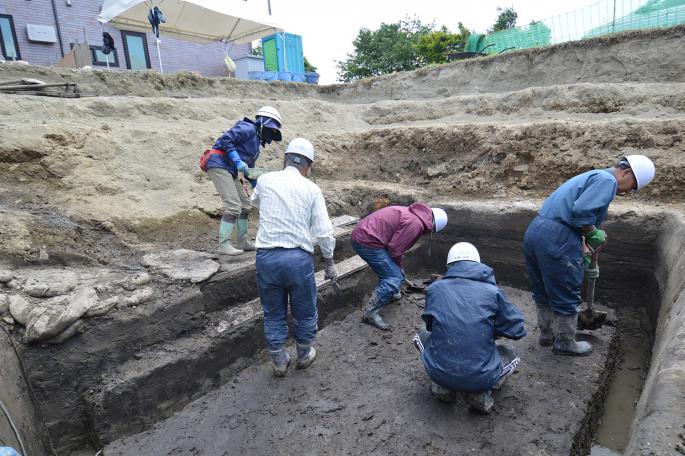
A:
251 166 336 258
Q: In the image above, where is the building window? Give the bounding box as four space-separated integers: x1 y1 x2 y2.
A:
90 45 119 67
0 14 21 61
121 31 151 70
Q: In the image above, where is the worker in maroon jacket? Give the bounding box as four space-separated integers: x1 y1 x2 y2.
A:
351 203 448 330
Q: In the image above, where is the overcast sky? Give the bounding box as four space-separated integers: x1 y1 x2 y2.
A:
266 0 602 84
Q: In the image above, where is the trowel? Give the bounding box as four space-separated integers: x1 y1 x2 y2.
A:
577 244 609 330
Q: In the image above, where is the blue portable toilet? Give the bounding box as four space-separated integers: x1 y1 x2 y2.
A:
261 33 304 73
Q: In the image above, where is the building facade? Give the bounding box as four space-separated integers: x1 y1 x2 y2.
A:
0 0 251 76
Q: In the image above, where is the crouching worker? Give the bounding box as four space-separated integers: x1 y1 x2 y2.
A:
413 242 526 413
252 138 337 377
523 155 655 356
203 106 283 256
351 203 448 331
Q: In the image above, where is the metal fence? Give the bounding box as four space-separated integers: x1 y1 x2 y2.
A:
476 0 685 54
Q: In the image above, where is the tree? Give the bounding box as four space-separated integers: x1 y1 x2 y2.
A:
251 45 262 56
304 56 317 72
491 6 518 32
414 23 470 64
336 17 432 82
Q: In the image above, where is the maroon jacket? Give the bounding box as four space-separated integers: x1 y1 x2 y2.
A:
351 202 434 266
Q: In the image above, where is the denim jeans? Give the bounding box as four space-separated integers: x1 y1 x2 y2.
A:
523 216 584 316
256 248 317 351
352 240 404 305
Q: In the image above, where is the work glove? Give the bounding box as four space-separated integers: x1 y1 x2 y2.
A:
227 150 248 173
323 256 337 281
584 265 600 280
583 254 591 270
585 228 607 248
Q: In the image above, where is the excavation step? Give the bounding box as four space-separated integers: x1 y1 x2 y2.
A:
104 285 618 455
88 255 372 445
13 215 359 453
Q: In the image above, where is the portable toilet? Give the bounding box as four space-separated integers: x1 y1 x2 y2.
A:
261 33 304 74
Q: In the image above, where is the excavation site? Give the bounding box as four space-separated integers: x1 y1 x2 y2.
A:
1 26 684 456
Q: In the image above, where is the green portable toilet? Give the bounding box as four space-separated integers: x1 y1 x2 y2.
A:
262 36 279 71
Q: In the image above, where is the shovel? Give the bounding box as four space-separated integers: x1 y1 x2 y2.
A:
577 243 608 330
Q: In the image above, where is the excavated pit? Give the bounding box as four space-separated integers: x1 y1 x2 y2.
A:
2 201 682 456
2 26 685 456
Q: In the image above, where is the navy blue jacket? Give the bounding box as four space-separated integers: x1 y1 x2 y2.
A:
421 261 526 393
207 118 260 176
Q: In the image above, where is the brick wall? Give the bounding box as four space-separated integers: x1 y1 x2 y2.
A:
0 0 251 76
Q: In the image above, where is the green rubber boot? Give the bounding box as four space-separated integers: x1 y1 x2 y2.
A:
235 217 255 251
218 220 243 256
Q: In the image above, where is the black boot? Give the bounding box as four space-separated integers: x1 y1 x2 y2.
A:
361 292 390 331
536 302 554 347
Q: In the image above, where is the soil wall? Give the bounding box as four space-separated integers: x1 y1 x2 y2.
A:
626 212 685 455
0 328 44 455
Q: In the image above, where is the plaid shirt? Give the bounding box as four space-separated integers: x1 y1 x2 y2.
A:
251 167 335 258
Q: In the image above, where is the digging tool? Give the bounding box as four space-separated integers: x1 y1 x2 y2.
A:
328 278 341 294
578 242 609 330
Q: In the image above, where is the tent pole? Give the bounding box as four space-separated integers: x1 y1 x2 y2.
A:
282 31 287 71
156 38 164 73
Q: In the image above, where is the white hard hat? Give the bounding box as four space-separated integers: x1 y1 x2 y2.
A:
447 242 480 265
285 137 315 162
625 155 655 190
431 208 448 233
255 106 282 126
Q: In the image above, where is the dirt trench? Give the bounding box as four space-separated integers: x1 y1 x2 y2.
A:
1 25 685 456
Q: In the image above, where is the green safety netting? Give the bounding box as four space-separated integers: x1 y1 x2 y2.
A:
474 0 685 55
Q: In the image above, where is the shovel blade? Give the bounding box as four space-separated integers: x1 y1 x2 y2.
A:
577 308 608 330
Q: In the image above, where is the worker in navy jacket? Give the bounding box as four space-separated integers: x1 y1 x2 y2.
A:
413 242 526 413
204 106 283 256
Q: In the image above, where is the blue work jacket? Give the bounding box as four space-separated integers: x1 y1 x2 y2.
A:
539 169 617 229
421 261 526 393
206 118 261 176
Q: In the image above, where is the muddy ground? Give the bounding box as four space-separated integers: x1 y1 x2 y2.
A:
104 285 616 456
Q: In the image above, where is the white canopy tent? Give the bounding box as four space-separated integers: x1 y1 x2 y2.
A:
98 0 283 72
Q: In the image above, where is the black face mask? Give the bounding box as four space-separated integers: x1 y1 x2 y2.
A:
260 127 276 146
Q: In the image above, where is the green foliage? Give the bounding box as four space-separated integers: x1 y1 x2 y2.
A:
336 18 473 81
336 17 432 82
251 45 262 56
415 23 470 64
304 56 317 72
491 6 518 32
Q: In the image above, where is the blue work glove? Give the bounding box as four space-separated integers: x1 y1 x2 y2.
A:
227 150 248 173
585 228 607 248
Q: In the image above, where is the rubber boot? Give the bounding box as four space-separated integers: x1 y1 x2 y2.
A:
467 390 495 413
361 292 390 331
296 344 317 369
536 302 555 347
552 313 592 356
270 348 291 377
430 381 455 403
235 217 255 251
218 220 244 256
